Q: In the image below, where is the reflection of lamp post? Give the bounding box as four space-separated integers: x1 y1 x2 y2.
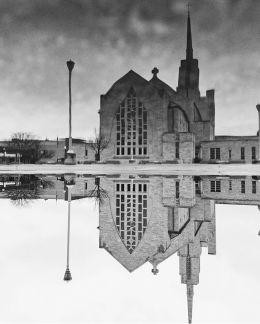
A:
64 184 73 282
65 60 76 165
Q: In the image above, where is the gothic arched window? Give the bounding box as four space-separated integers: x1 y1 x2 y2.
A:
116 89 148 157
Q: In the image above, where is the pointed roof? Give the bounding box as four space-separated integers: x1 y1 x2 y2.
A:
104 70 149 97
186 10 193 62
187 284 194 324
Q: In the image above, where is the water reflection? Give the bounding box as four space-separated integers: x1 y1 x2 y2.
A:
0 173 260 323
98 174 260 324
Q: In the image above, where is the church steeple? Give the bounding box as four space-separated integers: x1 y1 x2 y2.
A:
186 9 193 62
177 9 199 95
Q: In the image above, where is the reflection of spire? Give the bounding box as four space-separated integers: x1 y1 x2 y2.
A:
64 186 72 282
186 246 193 323
187 284 194 324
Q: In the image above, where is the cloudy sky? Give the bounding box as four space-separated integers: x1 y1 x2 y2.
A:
1 199 260 322
0 0 260 140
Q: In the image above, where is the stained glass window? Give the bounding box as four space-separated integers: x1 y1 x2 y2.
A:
116 89 148 157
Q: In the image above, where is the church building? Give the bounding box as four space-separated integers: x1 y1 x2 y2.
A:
99 12 259 164
99 11 214 163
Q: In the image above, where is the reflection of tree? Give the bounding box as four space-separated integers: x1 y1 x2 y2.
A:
86 178 108 205
6 189 39 207
3 175 55 207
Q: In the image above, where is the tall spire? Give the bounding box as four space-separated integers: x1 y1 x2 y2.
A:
187 284 194 324
177 4 199 93
186 7 193 62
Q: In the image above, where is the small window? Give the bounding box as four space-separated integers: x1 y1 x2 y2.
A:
229 150 232 160
195 147 200 159
210 148 220 160
210 180 221 192
252 181 256 194
85 149 88 156
241 147 245 160
229 180 232 191
85 182 88 190
252 147 256 160
195 180 200 194
241 180 245 193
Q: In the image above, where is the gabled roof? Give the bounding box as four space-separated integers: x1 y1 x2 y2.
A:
104 70 149 96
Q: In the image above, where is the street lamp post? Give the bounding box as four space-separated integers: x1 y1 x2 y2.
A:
65 59 76 165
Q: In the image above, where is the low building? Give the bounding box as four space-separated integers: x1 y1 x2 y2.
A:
0 138 96 164
37 138 96 164
201 136 258 163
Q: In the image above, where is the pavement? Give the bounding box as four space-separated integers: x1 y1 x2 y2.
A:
1 163 260 175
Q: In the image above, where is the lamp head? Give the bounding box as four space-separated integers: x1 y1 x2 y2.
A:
66 60 75 72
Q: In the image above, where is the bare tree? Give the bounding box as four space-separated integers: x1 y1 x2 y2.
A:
10 132 39 163
88 132 109 161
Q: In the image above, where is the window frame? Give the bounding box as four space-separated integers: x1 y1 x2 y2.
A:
241 180 245 193
210 148 220 160
252 180 256 194
241 147 245 160
252 146 256 160
210 180 221 192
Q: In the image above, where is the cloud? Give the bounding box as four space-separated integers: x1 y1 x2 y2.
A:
0 0 260 138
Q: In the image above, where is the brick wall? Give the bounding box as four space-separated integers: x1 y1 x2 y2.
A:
201 138 258 163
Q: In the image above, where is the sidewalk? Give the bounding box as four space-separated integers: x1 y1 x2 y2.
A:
1 163 260 175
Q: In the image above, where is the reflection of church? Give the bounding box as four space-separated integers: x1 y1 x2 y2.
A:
98 174 260 324
1 173 260 323
100 12 260 164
